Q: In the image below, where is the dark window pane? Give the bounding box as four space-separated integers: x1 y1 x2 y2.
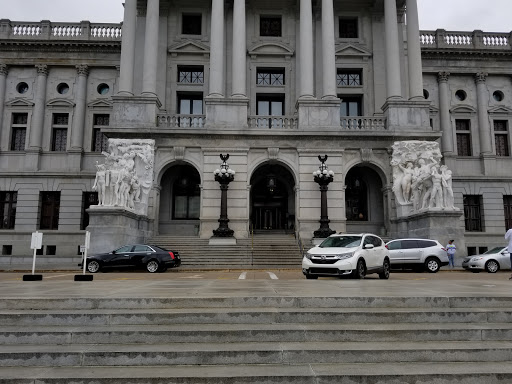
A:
178 66 204 84
495 134 509 156
0 191 17 229
260 16 281 37
504 195 512 230
182 14 202 35
94 114 110 126
257 68 285 86
337 70 362 86
13 113 28 125
173 173 201 220
463 195 483 232
93 128 109 153
11 128 26 151
81 192 98 230
53 113 69 126
456 133 472 156
339 17 358 38
52 128 67 151
40 192 60 230
455 119 470 131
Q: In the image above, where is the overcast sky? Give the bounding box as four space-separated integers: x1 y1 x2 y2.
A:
1 0 511 32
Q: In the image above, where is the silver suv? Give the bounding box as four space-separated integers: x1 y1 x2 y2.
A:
385 238 449 273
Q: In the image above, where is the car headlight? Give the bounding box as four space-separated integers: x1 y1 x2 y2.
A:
305 253 313 260
471 257 484 262
336 252 354 260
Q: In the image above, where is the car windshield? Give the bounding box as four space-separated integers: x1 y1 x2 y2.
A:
484 246 505 254
319 236 362 248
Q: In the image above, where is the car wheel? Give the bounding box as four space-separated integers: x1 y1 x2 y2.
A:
425 257 440 273
305 274 318 280
353 259 366 279
146 260 160 273
485 260 500 273
86 260 100 273
379 259 390 280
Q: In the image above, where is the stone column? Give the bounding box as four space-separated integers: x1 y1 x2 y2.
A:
321 0 337 99
70 65 89 151
28 64 48 150
118 0 137 95
141 0 159 96
475 72 492 155
0 64 8 139
209 0 225 97
438 72 453 155
299 0 314 99
384 0 402 99
406 0 423 99
231 0 246 98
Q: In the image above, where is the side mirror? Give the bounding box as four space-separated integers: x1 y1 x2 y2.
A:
364 244 374 250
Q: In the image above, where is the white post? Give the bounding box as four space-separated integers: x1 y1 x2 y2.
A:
209 0 225 97
118 0 137 95
30 231 43 275
141 0 160 97
231 0 246 98
384 0 402 99
83 231 90 274
406 0 423 99
299 0 314 99
321 0 337 99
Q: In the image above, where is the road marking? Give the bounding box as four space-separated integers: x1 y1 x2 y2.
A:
238 272 247 280
44 274 75 279
266 272 278 280
178 275 203 279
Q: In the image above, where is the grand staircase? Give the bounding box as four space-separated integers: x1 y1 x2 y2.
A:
1 294 512 382
148 232 305 269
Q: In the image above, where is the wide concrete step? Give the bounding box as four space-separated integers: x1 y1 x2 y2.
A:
0 362 511 383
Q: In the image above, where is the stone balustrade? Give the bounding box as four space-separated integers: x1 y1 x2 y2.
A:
0 19 122 41
157 114 206 128
247 116 298 130
420 29 512 50
340 117 387 130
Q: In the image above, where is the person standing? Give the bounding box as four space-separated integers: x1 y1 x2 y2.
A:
506 228 512 279
446 240 456 268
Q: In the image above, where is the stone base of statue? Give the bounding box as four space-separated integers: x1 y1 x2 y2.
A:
86 206 152 255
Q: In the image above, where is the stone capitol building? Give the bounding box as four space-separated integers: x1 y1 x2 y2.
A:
0 0 511 266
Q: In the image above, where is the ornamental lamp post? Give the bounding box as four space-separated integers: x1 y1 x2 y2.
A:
213 154 235 237
313 155 336 238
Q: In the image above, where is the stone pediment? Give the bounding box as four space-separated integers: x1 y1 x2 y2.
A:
88 99 114 109
248 43 294 58
6 98 34 108
168 40 210 56
488 105 512 115
449 105 477 114
429 105 439 114
47 98 76 108
335 44 372 58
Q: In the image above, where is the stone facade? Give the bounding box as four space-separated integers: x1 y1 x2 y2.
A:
0 1 511 264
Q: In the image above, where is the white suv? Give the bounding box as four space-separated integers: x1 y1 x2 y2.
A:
302 233 390 279
385 238 449 273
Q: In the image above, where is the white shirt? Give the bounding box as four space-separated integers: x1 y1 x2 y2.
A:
506 229 512 253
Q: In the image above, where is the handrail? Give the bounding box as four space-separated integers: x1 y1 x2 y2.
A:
420 29 511 50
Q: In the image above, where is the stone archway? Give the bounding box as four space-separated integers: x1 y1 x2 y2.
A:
250 163 296 232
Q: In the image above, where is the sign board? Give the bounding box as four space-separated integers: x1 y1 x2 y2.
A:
84 231 91 250
30 232 43 250
80 245 86 253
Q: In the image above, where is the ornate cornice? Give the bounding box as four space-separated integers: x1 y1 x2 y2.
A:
437 71 450 83
35 64 48 76
0 40 121 54
0 63 8 76
76 64 89 76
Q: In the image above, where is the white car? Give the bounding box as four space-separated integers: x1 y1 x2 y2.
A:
302 233 390 279
385 238 449 273
461 247 511 273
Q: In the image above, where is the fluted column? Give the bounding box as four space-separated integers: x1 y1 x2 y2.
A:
384 0 402 99
209 0 225 97
438 72 453 154
28 64 48 150
70 65 89 151
231 0 246 98
118 0 137 95
141 0 159 96
299 0 314 99
406 0 423 99
475 72 492 155
0 64 8 139
321 0 337 99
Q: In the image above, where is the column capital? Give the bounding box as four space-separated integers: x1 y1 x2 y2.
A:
437 71 450 83
475 72 488 84
0 63 8 76
35 64 48 76
76 64 89 77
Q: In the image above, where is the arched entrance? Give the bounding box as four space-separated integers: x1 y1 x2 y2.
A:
250 163 295 232
345 165 385 235
159 163 201 235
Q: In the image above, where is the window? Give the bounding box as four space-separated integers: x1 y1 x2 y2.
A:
92 114 109 153
256 94 284 128
455 119 472 156
16 82 29 94
340 96 362 117
46 245 56 255
455 90 467 101
40 192 60 230
182 14 202 35
81 192 98 230
97 83 110 95
260 16 281 37
494 120 509 157
173 175 200 219
257 68 285 86
11 113 27 151
178 92 203 115
337 69 362 86
463 195 483 232
178 66 204 84
56 83 69 95
51 113 68 152
0 191 17 229
339 17 358 38
505 196 512 230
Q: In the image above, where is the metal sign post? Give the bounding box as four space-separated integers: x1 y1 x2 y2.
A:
75 231 93 281
23 231 43 281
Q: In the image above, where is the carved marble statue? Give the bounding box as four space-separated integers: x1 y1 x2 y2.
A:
92 163 107 206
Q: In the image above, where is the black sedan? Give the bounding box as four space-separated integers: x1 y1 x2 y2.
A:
84 244 181 273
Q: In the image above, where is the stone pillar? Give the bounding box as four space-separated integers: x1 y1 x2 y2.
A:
438 72 454 155
231 0 246 98
406 0 423 99
299 0 314 99
141 0 159 97
118 0 137 95
209 0 225 97
384 0 402 99
70 65 89 151
475 72 492 155
321 0 337 99
0 64 8 140
28 64 48 151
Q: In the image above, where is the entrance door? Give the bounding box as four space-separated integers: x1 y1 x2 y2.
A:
253 204 285 230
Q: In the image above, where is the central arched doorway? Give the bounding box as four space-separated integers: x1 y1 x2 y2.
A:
250 163 295 232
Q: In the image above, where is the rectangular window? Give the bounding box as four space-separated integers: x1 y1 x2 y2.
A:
11 113 28 151
340 96 362 117
0 191 17 229
256 94 284 129
51 113 68 152
339 17 358 38
92 114 109 153
494 120 509 156
182 14 202 35
260 16 282 37
40 192 60 230
455 119 472 156
81 192 98 230
505 195 512 230
337 69 362 86
178 66 204 84
256 68 285 86
178 92 203 115
463 195 483 232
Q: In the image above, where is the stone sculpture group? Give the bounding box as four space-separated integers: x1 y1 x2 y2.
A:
391 141 456 212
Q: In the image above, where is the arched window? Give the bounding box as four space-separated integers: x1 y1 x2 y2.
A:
172 172 200 219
